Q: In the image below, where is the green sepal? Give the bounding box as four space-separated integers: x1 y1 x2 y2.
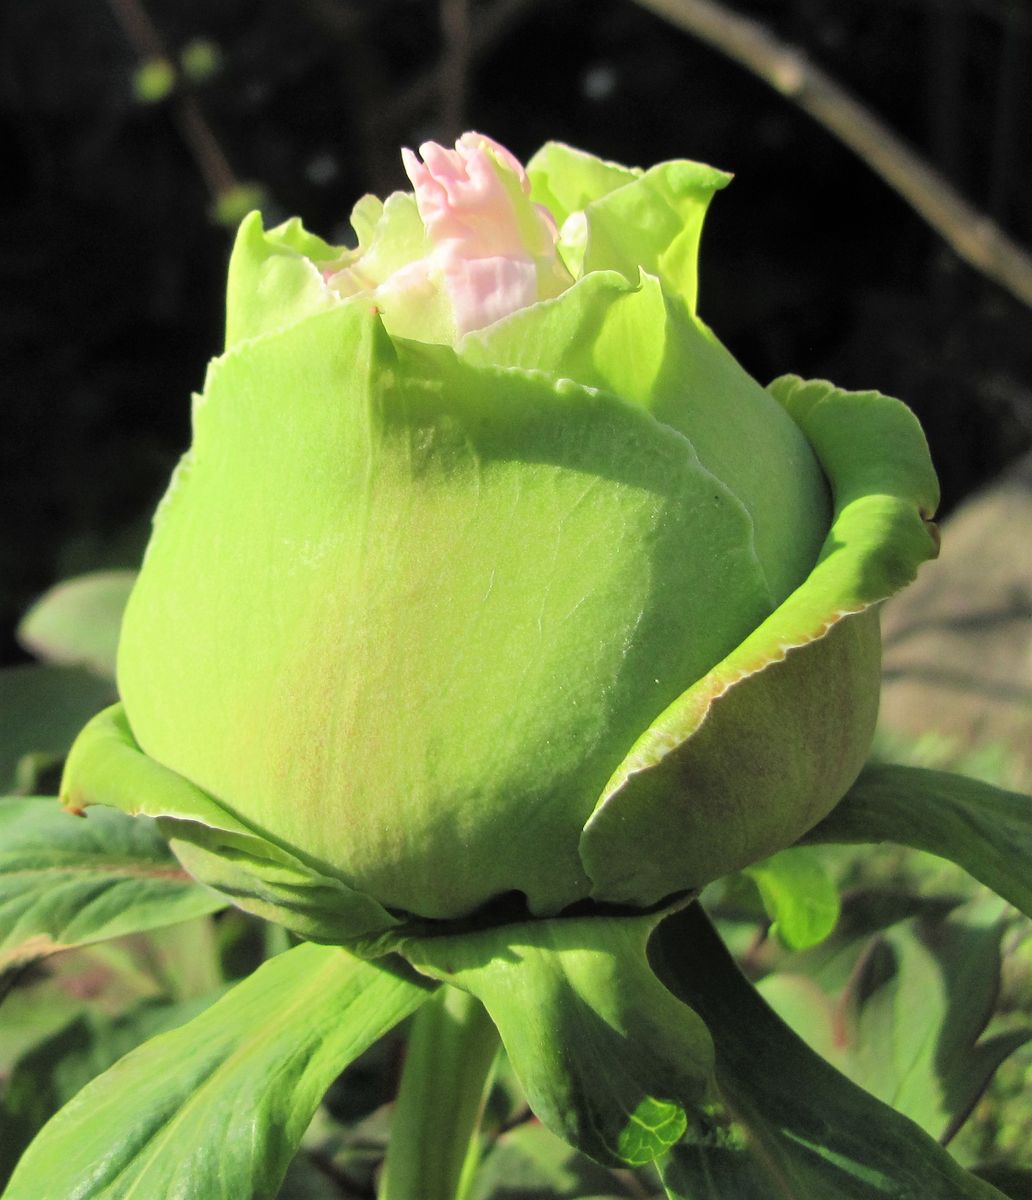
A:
653 904 1007 1200
803 762 1032 919
59 704 404 945
2 942 434 1200
582 377 939 905
397 901 718 1169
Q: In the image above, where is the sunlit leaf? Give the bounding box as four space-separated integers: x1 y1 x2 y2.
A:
3 943 433 1199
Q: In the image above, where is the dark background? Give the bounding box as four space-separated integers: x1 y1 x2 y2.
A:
2 0 1030 666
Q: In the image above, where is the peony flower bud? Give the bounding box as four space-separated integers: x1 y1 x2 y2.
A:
62 134 939 943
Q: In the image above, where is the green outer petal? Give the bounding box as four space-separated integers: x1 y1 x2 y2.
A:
526 142 731 310
117 304 773 921
60 704 403 944
225 211 346 350
398 901 717 1168
577 160 731 310
462 271 829 607
581 377 940 905
526 141 642 225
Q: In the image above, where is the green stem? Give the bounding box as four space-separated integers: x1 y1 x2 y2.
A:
379 983 499 1200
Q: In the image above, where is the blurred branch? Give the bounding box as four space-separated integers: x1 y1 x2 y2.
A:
632 0 1032 309
384 0 546 129
440 0 472 136
105 0 241 205
987 2 1026 222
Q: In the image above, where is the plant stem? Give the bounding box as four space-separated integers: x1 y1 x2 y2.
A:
378 984 499 1200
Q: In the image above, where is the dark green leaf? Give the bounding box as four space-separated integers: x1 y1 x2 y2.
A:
758 897 1030 1143
473 1121 638 1199
0 666 115 793
0 993 219 1187
652 904 1007 1199
805 764 1032 918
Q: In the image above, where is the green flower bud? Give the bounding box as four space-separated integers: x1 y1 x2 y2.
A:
62 135 939 943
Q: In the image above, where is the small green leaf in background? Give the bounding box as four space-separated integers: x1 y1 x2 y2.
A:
472 1119 641 1199
213 182 269 227
132 57 175 104
805 763 1032 920
653 904 1007 1200
2 943 433 1200
742 845 840 949
0 666 115 794
0 797 225 974
17 569 136 680
178 38 221 84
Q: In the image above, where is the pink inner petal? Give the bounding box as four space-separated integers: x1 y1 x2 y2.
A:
393 133 572 335
442 253 538 335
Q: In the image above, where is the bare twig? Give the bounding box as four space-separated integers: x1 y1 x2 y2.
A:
632 0 1032 308
105 0 241 205
987 2 1026 221
384 0 546 131
440 0 472 136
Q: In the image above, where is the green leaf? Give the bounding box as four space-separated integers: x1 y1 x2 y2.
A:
973 1167 1032 1200
0 993 220 1188
742 847 840 950
2 943 433 1200
399 904 716 1169
472 1120 635 1199
0 665 115 793
0 796 225 973
17 570 137 679
758 897 1030 1143
652 904 1007 1200
804 763 1032 919
582 376 939 906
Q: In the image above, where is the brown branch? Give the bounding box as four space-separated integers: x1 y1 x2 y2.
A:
440 0 472 137
384 0 547 131
105 0 241 204
632 0 1032 309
